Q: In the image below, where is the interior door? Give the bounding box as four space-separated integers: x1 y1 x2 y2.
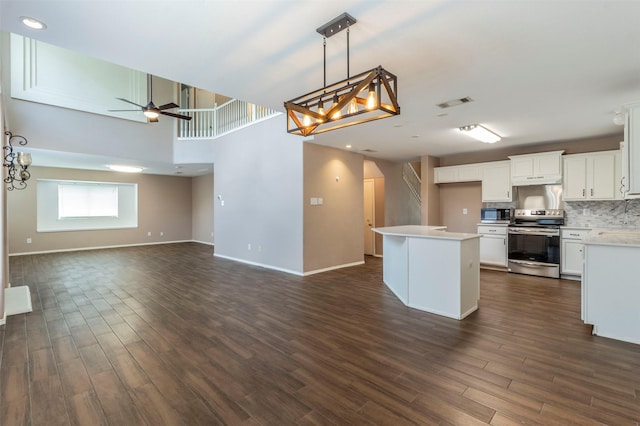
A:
364 179 375 255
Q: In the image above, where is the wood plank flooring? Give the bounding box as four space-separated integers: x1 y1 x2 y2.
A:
1 242 639 425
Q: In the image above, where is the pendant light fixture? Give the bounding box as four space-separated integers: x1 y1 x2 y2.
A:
284 12 400 137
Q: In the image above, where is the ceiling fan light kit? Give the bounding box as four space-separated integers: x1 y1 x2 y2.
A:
284 12 400 137
110 74 192 122
458 124 501 144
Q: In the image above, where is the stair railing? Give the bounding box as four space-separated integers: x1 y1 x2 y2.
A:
402 162 422 204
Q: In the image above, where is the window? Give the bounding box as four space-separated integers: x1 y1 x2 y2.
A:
58 183 119 218
37 179 138 232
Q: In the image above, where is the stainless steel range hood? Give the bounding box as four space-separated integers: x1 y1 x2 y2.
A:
515 184 563 210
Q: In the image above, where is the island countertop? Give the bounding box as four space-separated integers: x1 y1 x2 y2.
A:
372 225 480 241
583 229 640 247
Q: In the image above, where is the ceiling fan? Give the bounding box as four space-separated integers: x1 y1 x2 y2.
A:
110 74 192 122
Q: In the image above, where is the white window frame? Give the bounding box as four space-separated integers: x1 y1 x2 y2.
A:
37 179 138 232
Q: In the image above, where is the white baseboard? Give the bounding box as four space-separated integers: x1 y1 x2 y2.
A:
213 253 304 276
303 260 365 276
8 240 204 256
213 254 364 277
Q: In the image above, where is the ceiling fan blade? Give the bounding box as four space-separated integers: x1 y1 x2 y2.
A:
108 109 142 112
157 102 179 110
160 111 193 121
116 97 144 108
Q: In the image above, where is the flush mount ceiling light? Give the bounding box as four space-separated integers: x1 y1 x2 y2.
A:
458 124 501 144
20 16 47 30
284 12 400 137
107 164 144 173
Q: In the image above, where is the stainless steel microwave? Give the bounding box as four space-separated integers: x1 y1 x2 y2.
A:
481 208 512 223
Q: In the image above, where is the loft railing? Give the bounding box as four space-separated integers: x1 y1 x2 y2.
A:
403 162 421 204
177 99 280 139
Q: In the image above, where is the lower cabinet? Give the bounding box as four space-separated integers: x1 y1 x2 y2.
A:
477 225 507 267
560 228 590 278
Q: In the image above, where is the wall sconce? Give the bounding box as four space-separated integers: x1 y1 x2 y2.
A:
3 131 32 190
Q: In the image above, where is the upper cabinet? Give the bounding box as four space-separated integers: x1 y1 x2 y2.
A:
508 151 564 186
563 151 622 201
623 104 640 199
481 161 512 202
433 163 482 184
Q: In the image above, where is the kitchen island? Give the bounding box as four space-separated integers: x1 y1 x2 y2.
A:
372 225 480 320
583 229 640 345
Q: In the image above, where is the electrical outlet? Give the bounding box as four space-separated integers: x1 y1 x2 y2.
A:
248 243 251 251
258 245 262 252
463 208 468 215
147 232 151 237
160 231 164 236
26 238 32 244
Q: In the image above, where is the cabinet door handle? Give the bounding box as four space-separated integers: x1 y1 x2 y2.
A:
590 188 594 196
582 189 585 197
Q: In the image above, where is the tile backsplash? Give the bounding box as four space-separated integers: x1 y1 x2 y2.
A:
564 199 640 228
485 199 640 228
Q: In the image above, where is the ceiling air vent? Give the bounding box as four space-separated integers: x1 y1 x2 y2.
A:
437 97 474 109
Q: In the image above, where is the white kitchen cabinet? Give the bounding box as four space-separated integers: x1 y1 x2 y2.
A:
434 163 482 183
477 225 507 267
623 104 640 198
481 161 512 202
508 151 564 185
563 151 621 201
560 228 590 278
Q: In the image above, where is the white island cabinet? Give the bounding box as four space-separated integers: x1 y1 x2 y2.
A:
372 225 480 320
583 230 640 345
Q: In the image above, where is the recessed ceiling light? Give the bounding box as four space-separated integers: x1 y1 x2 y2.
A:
346 144 352 149
20 16 47 30
107 164 144 173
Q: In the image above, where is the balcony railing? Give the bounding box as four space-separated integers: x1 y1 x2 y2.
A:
177 99 280 139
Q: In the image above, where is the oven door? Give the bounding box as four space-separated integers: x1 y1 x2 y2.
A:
507 227 560 278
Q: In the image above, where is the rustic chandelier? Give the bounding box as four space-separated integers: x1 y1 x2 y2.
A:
284 13 400 137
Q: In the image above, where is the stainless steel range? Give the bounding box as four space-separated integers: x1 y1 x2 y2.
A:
507 209 564 278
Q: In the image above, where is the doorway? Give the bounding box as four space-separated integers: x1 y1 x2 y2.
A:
363 160 385 257
364 179 375 255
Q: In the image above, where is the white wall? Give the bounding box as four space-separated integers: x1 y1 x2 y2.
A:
211 115 304 274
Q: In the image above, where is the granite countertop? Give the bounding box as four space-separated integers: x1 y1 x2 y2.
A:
583 228 640 247
372 225 480 241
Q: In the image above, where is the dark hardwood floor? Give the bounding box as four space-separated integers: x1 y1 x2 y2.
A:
1 243 639 425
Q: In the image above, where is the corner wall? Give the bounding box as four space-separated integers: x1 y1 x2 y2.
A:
7 167 193 254
191 173 214 245
211 115 304 274
303 143 364 272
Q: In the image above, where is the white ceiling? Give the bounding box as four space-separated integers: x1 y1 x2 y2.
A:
2 0 640 169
